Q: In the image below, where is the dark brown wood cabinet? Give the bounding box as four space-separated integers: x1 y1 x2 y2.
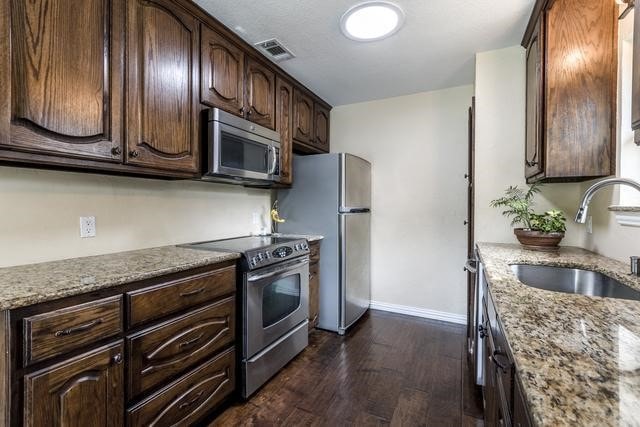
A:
125 0 200 173
522 0 617 182
276 77 294 185
8 261 237 426
293 89 315 147
245 58 276 130
1 0 124 162
23 341 124 427
200 25 245 116
632 2 640 134
308 240 321 331
313 104 331 151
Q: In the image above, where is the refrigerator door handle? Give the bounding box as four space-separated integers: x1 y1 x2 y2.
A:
339 208 371 214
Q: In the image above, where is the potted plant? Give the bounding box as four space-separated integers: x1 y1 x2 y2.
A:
490 184 567 251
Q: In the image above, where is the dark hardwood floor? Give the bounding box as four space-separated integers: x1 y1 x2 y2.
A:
208 310 484 426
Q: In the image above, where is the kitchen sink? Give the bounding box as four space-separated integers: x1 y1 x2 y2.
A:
510 264 640 301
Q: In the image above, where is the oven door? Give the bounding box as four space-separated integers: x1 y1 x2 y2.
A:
244 257 309 359
210 120 280 182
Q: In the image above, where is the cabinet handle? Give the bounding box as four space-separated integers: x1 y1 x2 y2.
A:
464 173 469 179
246 108 252 115
112 353 123 365
54 318 103 337
239 107 245 114
178 391 205 410
463 220 469 226
179 333 204 349
309 273 314 280
490 350 511 373
129 150 140 158
179 287 205 297
525 159 539 167
111 147 122 156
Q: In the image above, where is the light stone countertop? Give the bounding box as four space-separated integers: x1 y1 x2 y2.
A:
0 246 240 311
608 205 640 213
477 242 640 427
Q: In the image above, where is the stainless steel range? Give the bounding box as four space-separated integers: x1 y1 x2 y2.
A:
183 236 309 397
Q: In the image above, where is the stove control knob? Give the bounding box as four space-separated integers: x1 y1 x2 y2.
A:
294 244 300 251
265 252 271 259
302 243 309 250
251 257 258 266
257 253 264 261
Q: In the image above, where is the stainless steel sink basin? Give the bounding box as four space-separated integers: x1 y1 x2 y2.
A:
510 264 640 301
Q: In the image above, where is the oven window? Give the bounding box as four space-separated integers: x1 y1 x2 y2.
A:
262 274 301 328
221 131 269 173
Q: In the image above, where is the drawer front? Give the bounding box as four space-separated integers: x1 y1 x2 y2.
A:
128 347 235 427
127 296 235 398
127 265 236 327
309 241 320 263
23 295 123 366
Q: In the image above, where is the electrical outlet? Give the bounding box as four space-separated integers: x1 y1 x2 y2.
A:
587 216 593 234
80 216 96 238
252 212 261 225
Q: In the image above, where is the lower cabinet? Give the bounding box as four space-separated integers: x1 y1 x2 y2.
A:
11 261 237 426
128 347 235 426
23 341 124 427
482 288 532 427
308 240 321 331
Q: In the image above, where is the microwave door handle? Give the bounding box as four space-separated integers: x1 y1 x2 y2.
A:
268 146 277 175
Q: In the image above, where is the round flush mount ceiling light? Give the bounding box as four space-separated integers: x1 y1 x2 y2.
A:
340 1 405 42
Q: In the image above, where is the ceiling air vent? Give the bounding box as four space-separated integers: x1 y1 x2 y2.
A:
254 39 295 62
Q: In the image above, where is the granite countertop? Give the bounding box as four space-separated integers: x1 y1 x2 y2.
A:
608 205 640 213
272 233 324 242
0 246 240 311
477 242 640 427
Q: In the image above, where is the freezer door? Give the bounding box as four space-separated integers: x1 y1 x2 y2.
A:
340 212 371 332
340 154 371 211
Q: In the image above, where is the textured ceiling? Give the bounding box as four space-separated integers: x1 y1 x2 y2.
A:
194 0 535 106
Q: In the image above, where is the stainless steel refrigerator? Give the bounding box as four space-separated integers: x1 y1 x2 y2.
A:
278 153 371 335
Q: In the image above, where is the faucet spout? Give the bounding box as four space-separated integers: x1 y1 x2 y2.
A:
575 178 640 223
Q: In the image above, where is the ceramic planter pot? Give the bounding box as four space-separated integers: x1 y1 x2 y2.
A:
514 228 565 251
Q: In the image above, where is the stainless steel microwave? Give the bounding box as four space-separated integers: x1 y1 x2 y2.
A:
203 108 281 184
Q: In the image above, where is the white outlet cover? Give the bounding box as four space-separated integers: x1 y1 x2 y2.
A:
80 216 96 238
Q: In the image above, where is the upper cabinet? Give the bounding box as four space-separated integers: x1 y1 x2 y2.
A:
522 0 617 182
276 77 294 185
1 0 123 162
293 89 314 146
314 104 331 151
125 0 200 173
200 25 245 116
245 58 276 130
0 0 330 181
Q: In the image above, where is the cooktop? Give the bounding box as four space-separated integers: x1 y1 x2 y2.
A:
181 235 309 270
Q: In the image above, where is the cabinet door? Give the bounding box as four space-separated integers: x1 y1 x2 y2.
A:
482 304 499 427
313 103 330 152
276 77 294 185
2 0 123 162
200 25 245 116
293 89 314 145
308 261 320 330
245 58 276 130
513 377 532 427
125 0 199 173
23 341 124 427
525 16 544 180
633 4 640 131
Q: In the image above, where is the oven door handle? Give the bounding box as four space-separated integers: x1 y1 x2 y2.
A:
248 258 309 282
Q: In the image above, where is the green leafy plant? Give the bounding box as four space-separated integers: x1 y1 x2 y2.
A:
490 184 566 233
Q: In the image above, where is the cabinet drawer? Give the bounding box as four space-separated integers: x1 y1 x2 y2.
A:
309 242 320 263
128 347 235 427
127 296 235 399
127 265 235 327
23 295 123 366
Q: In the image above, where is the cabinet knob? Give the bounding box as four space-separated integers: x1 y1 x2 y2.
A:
464 173 469 179
129 150 140 158
112 353 123 365
525 160 538 167
239 107 246 114
111 147 122 156
464 220 469 225
246 108 252 115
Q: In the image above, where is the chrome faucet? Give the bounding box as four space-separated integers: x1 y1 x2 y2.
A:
574 178 640 223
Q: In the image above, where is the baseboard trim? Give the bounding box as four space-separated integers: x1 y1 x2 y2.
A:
369 300 467 325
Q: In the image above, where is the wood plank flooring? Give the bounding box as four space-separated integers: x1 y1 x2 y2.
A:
208 310 484 426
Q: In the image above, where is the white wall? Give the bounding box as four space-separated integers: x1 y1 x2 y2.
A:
0 167 272 267
474 46 584 247
330 85 473 317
